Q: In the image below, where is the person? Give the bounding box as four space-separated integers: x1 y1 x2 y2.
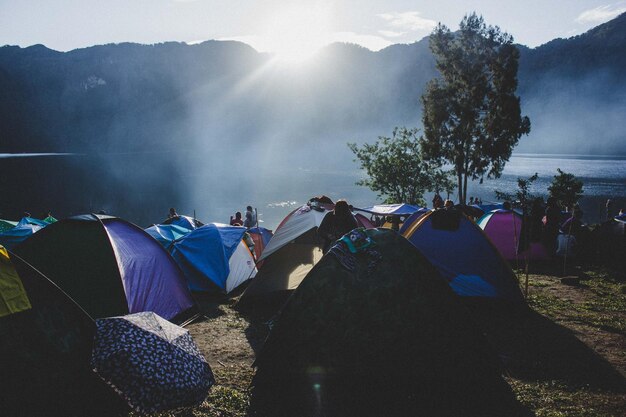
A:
432 193 444 209
544 197 561 256
444 199 454 209
244 205 257 228
469 197 475 205
168 207 179 219
561 207 585 240
502 201 512 211
230 211 243 226
605 199 613 221
529 198 544 242
318 200 358 253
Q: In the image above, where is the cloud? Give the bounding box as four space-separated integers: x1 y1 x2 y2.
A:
378 11 436 32
331 32 393 51
378 30 406 38
575 3 626 24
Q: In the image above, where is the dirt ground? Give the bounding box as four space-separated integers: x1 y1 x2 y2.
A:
182 266 626 417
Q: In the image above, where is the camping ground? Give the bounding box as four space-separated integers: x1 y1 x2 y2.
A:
141 265 626 417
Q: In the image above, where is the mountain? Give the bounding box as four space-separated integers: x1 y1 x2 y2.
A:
0 14 624 221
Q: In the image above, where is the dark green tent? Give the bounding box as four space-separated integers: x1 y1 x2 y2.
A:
0 251 122 416
250 228 524 417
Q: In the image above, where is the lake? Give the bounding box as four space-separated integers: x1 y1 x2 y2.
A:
0 153 624 229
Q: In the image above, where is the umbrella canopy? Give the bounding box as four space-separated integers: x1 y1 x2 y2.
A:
92 311 214 413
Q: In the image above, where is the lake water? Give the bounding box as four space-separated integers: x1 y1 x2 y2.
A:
0 153 624 229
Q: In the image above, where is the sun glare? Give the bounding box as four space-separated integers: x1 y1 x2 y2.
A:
263 5 332 64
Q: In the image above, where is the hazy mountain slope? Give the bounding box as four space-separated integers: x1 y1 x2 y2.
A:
1 14 625 157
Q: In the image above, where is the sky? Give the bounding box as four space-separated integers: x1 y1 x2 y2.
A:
0 0 625 59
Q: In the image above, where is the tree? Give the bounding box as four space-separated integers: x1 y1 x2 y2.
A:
421 13 531 204
348 127 452 206
548 168 584 210
495 172 539 214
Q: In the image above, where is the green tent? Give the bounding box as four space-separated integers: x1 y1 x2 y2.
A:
0 219 17 233
43 215 58 224
250 228 524 417
0 251 122 416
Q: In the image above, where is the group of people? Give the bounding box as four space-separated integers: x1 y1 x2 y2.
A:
432 194 455 210
230 206 257 228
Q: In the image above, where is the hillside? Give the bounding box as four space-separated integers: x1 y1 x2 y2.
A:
0 14 624 222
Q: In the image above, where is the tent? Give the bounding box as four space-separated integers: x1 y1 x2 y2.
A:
13 214 196 322
247 227 273 265
0 222 42 249
17 216 50 228
0 219 17 233
145 224 192 249
355 203 429 217
250 228 522 417
163 215 204 230
0 250 120 416
237 204 330 305
43 215 58 224
170 223 257 293
477 209 550 262
400 209 524 301
238 201 370 305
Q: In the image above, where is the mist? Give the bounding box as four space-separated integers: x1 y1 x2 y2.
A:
0 20 625 227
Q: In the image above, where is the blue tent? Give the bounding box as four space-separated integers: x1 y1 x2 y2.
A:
400 209 523 302
170 223 257 293
17 217 49 228
145 224 192 249
162 215 203 230
0 223 42 249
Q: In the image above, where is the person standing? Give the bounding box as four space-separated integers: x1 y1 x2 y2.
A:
544 197 561 256
318 200 358 253
244 206 257 228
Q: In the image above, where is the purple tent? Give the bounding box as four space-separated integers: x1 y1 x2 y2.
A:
14 214 196 323
477 210 550 262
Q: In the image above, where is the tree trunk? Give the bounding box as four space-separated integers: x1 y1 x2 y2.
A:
457 171 463 204
463 173 468 205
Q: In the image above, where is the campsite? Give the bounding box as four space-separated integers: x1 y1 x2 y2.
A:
1 200 625 416
2 2 626 416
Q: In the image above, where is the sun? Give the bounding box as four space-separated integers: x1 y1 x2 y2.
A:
262 5 333 64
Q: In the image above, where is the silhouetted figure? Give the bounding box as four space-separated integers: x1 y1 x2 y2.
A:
168 207 178 219
432 194 444 209
444 199 454 209
544 197 561 256
529 198 544 242
318 200 358 253
502 201 512 211
230 211 243 226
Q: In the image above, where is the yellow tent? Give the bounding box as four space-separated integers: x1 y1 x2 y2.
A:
0 245 31 317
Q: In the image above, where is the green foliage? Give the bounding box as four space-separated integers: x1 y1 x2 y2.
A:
348 127 454 206
421 13 531 204
548 168 584 209
495 172 539 213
